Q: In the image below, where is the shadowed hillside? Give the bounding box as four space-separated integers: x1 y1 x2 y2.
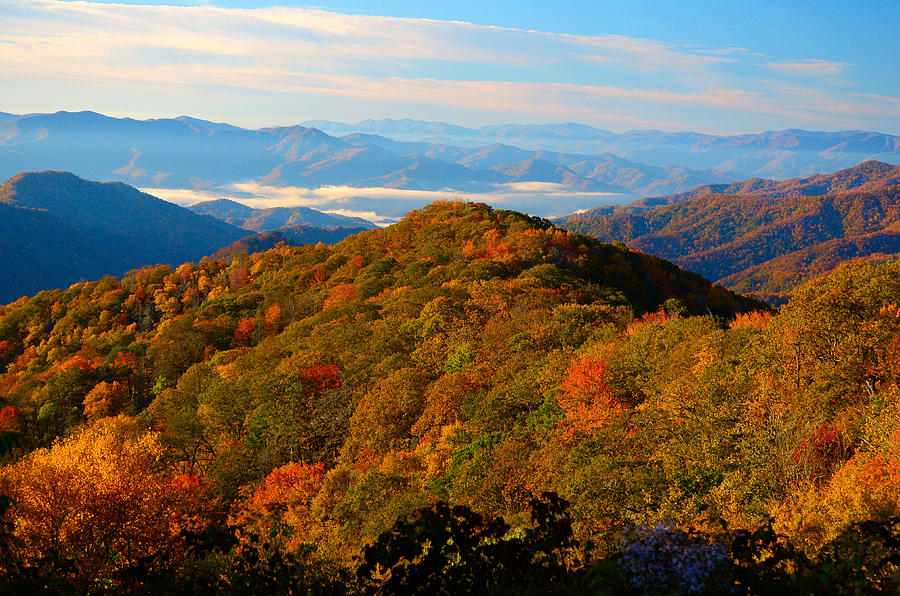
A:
0 171 249 302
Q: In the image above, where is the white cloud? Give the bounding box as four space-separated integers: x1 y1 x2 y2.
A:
141 181 632 222
3 1 722 71
765 59 847 79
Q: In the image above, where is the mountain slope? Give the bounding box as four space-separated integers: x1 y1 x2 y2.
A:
634 160 900 208
0 171 249 301
0 201 128 302
719 230 900 302
490 158 620 192
4 198 900 591
558 162 900 302
0 171 247 264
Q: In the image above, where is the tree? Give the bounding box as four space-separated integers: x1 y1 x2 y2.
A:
356 493 583 595
0 416 210 589
229 461 327 552
557 356 622 434
82 381 128 419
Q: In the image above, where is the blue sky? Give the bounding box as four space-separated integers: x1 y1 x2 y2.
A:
1 0 898 133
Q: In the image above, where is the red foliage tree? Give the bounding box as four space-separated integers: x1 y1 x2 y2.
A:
0 340 13 363
0 405 22 431
791 423 850 483
233 317 257 348
299 364 341 398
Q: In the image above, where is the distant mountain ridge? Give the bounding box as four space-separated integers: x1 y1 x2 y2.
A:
558 161 900 303
4 111 897 219
303 119 900 177
578 160 900 216
0 111 729 200
188 198 376 232
212 224 372 261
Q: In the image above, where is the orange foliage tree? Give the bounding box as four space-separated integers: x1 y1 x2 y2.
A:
233 316 257 348
229 460 327 552
0 416 210 587
776 440 900 553
557 356 622 434
264 302 285 336
83 380 129 419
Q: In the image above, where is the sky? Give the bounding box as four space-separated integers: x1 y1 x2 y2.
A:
1 0 898 133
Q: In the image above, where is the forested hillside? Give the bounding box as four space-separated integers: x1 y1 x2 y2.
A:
0 202 898 593
0 171 249 302
211 226 373 261
559 162 900 303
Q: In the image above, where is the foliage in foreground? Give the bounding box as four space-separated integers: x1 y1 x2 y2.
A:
0 202 898 591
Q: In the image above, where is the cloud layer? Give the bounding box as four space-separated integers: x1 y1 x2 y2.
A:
0 1 898 132
143 182 631 224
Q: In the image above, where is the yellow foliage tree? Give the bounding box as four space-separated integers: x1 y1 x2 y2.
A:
0 416 209 587
775 435 900 553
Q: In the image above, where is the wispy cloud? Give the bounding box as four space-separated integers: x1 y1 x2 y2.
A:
851 92 900 106
765 59 848 79
0 1 896 133
4 1 723 72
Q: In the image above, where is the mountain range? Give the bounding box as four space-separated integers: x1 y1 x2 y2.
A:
0 111 732 202
3 111 897 221
304 118 900 177
558 161 900 303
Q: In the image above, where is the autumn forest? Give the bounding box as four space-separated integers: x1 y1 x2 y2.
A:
0 198 897 594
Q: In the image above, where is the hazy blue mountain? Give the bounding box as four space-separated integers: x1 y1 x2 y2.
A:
260 144 413 187
300 119 358 136
341 132 440 156
189 198 377 231
0 171 251 301
352 154 505 190
172 115 245 132
352 118 477 140
490 158 621 192
303 118 900 179
265 126 352 162
0 111 281 187
479 122 616 141
455 143 535 169
336 134 728 195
